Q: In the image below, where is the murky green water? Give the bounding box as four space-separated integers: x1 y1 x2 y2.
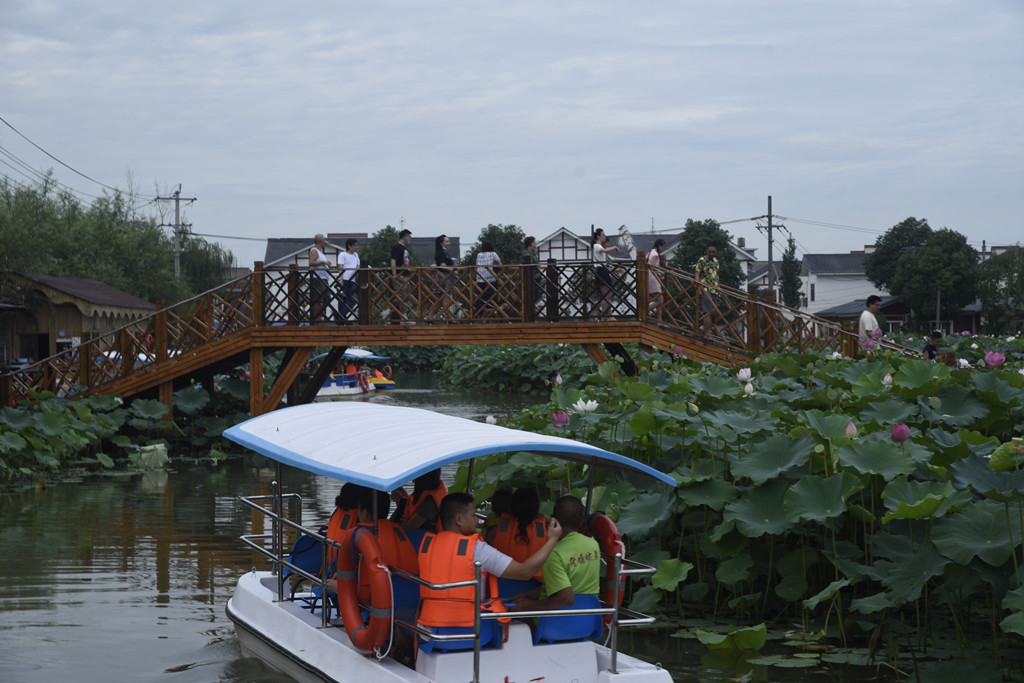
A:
0 376 896 682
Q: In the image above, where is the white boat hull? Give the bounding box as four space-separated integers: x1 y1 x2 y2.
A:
316 376 375 398
227 571 672 683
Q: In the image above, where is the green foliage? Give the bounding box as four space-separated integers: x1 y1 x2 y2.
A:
667 219 744 289
863 216 933 291
459 224 527 266
440 344 594 393
891 228 980 323
369 345 451 372
978 245 1024 334
779 235 803 308
362 225 424 269
0 176 233 303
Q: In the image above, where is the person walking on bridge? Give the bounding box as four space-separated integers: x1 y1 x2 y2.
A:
695 243 720 338
309 234 333 324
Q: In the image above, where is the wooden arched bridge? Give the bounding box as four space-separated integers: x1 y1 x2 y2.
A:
2 256 897 415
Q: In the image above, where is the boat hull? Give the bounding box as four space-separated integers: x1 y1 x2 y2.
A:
227 571 672 683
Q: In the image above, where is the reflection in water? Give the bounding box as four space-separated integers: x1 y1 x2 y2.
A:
0 376 891 682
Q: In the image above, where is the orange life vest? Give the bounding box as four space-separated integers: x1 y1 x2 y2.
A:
326 507 358 574
355 519 420 603
489 513 547 580
344 363 357 375
403 483 448 532
417 531 505 628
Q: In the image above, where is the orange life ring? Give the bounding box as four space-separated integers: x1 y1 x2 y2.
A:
383 365 393 379
586 513 625 625
358 373 370 393
336 526 393 653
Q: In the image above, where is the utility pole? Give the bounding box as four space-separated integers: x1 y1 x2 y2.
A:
766 196 775 296
155 185 197 279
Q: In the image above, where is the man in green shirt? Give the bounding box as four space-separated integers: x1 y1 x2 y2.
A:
508 495 600 611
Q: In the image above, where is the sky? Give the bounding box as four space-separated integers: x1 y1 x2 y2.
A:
2 0 1022 269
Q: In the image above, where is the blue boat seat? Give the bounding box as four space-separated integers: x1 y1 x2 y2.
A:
419 620 502 654
533 593 603 644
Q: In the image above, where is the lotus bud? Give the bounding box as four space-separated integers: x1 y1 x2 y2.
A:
744 381 755 396
687 402 699 415
673 345 684 358
554 373 563 387
872 327 884 338
831 351 842 360
485 415 497 425
863 339 876 350
551 411 570 428
957 358 970 369
737 367 752 382
970 343 978 350
891 423 911 444
882 373 892 386
845 421 857 439
984 351 1006 368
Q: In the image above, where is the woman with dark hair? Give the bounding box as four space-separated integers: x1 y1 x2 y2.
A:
392 468 448 532
490 487 547 580
591 228 620 319
325 483 363 573
647 238 667 322
431 235 457 318
474 240 502 316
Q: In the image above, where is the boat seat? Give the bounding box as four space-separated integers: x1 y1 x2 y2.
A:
283 534 322 597
496 577 540 600
418 620 502 654
533 593 603 644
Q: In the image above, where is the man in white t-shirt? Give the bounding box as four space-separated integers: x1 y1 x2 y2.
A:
337 238 360 323
859 295 881 347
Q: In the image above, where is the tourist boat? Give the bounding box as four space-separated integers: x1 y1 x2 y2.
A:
313 348 394 398
224 402 674 683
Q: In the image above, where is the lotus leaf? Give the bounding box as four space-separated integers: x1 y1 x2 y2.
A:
674 457 717 483
931 499 1024 566
777 547 820 576
0 407 34 430
748 654 816 668
129 399 171 421
784 472 862 524
876 540 948 602
881 477 971 523
95 453 115 468
973 372 1024 407
803 579 850 610
918 658 1003 683
730 435 813 484
690 374 740 399
694 623 766 650
990 440 1024 472
617 381 657 402
949 453 1024 499
676 478 738 510
802 410 851 439
1000 585 1024 637
918 385 990 428
652 558 694 591
715 553 754 586
172 386 210 416
630 544 670 569
33 410 67 437
614 489 674 537
849 591 894 614
0 431 28 453
723 479 791 537
837 437 905 480
774 574 808 601
34 452 59 469
704 410 775 435
892 359 948 394
681 582 709 602
627 584 661 614
858 397 918 427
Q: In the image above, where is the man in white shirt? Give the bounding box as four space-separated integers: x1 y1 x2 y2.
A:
337 239 360 323
859 295 881 347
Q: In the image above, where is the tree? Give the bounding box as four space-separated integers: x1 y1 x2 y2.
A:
779 235 803 308
864 217 932 292
460 224 526 266
667 219 744 289
978 245 1024 334
361 225 403 271
888 228 980 325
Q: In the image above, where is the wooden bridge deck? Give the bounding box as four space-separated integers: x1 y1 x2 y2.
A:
2 256 902 415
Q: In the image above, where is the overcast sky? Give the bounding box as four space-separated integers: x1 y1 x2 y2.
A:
2 1 1022 268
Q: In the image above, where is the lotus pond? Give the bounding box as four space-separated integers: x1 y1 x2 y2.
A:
464 346 1024 681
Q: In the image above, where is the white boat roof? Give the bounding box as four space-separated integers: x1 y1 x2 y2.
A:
224 403 675 490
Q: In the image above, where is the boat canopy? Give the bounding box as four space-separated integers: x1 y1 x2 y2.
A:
309 348 390 365
224 403 675 491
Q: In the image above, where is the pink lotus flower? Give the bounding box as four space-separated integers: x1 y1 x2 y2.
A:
845 421 857 439
737 368 752 382
872 328 884 338
891 423 911 444
863 339 876 350
554 373 563 387
552 411 570 428
984 351 1006 368
673 344 684 358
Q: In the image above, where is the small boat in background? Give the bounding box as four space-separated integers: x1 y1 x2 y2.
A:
312 348 395 398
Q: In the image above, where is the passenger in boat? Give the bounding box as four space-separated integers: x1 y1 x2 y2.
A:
392 469 447 532
592 228 620 320
325 483 363 574
483 488 513 543
417 492 563 630
508 495 600 613
337 238 360 323
490 487 547 580
350 488 419 597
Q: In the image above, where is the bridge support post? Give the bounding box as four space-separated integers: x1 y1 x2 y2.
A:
637 252 649 323
746 287 760 355
253 262 265 326
543 259 559 321
250 347 264 416
79 332 92 392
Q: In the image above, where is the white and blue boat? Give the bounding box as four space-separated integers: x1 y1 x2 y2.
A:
224 402 674 683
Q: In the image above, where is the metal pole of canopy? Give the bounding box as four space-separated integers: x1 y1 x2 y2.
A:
473 562 483 683
609 552 623 674
584 463 596 514
273 474 284 602
465 459 476 494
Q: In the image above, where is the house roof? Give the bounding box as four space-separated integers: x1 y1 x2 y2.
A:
12 271 154 310
800 253 866 276
747 261 784 282
816 295 900 317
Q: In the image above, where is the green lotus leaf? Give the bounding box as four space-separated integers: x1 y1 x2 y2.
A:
629 543 670 569
695 623 766 651
949 453 1024 499
618 381 657 402
129 399 171 421
892 359 948 394
802 410 851 440
918 657 1004 683
172 386 210 416
652 558 694 592
803 579 850 610
0 407 34 430
217 377 251 401
999 612 1024 638
837 436 905 480
723 479 791 537
0 431 28 453
820 651 877 666
615 488 674 537
1001 585 1024 637
673 457 717 484
731 435 814 484
715 553 754 586
676 478 738 511
932 499 1024 566
690 374 740 399
876 541 948 602
774 574 808 601
881 477 972 522
627 584 661 614
848 369 886 397
990 440 1024 473
1003 583 1024 611
95 452 115 468
974 372 1024 407
784 472 862 524
859 397 918 426
777 546 820 576
703 410 775 435
849 591 894 614
920 384 990 428
33 410 67 437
